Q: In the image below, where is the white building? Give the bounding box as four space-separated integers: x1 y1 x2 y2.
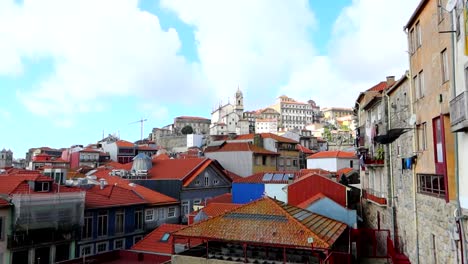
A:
306 151 358 172
210 89 249 136
270 96 320 130
255 118 278 134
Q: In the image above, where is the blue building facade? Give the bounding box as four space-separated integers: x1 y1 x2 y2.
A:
232 183 264 204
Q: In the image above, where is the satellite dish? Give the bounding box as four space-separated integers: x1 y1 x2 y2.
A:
446 0 457 12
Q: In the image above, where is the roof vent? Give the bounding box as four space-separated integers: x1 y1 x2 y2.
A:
99 178 107 190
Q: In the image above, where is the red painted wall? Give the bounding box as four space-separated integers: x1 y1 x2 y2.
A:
70 152 80 169
288 174 347 207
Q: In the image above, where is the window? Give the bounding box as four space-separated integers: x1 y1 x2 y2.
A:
195 180 200 185
80 245 93 257
441 49 449 83
114 238 125 250
293 159 298 167
418 173 446 196
193 199 202 206
204 175 209 186
414 71 424 99
97 211 108 237
350 160 354 168
417 123 427 151
409 28 415 53
262 156 267 165
182 201 189 216
279 158 284 166
145 209 154 222
158 208 165 220
133 235 143 244
82 212 93 239
115 209 124 234
96 242 108 253
416 22 422 47
213 179 219 185
134 210 143 231
168 207 176 218
36 182 50 192
161 233 170 242
286 159 291 166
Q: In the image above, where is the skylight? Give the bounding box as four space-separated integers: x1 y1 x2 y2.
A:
161 233 171 242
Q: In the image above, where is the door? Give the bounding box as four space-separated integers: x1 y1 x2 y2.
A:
432 116 448 201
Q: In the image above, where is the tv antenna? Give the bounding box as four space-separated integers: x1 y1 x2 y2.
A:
129 118 148 141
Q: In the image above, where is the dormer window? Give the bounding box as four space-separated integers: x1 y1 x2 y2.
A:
160 233 170 242
36 182 50 192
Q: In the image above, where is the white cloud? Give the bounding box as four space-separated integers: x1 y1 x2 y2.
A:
1 0 209 125
161 0 317 108
279 0 420 107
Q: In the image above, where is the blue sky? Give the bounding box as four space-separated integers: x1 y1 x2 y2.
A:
0 0 419 158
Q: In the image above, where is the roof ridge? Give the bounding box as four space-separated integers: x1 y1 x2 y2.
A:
268 197 329 248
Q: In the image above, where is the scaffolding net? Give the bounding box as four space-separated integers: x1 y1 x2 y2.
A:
11 192 85 230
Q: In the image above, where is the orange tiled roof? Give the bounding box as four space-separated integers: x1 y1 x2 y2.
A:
336 167 354 176
366 81 387 92
173 197 347 249
224 170 243 182
0 198 9 207
298 168 333 178
175 116 210 121
115 140 135 148
131 224 201 254
148 158 208 181
80 148 100 153
206 193 233 204
0 174 80 195
308 151 356 159
198 203 241 218
85 184 147 208
296 193 327 209
296 145 315 154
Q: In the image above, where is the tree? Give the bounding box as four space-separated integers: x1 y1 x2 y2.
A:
181 125 194 135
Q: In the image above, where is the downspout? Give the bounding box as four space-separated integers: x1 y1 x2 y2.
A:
404 27 420 264
449 7 466 264
384 90 396 245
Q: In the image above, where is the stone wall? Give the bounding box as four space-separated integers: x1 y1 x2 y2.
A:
157 135 187 151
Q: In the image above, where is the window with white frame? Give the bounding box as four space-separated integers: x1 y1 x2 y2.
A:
204 175 209 186
80 245 93 257
145 209 154 222
213 179 219 185
97 211 108 237
114 238 125 250
134 210 143 231
96 242 108 253
182 201 189 216
409 28 415 53
115 209 124 234
158 208 165 220
168 207 176 218
82 212 93 239
441 49 449 83
193 199 201 206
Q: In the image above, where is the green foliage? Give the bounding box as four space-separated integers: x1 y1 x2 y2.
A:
376 146 385 160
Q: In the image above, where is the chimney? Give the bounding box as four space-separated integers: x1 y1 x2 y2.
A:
386 76 395 87
99 178 107 190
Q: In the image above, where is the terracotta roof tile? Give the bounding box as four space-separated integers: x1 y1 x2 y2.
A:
206 193 233 204
296 145 315 154
197 203 241 218
148 158 210 181
115 140 135 148
223 170 243 182
85 184 147 208
173 197 347 249
0 198 10 207
308 151 357 159
366 81 387 92
175 116 210 121
336 168 355 176
131 224 202 254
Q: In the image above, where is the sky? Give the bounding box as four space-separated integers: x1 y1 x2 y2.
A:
0 0 420 158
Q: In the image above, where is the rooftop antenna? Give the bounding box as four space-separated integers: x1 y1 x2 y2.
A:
129 118 148 141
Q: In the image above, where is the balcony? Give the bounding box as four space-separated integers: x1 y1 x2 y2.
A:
450 91 468 132
364 157 384 167
363 189 387 206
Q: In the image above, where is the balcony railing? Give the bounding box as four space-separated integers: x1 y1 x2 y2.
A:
450 91 468 132
363 189 387 205
364 157 384 166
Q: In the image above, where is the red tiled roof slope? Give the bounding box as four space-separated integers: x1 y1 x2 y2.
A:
131 224 187 254
199 203 241 218
308 151 356 159
205 142 279 155
174 197 347 249
207 193 233 204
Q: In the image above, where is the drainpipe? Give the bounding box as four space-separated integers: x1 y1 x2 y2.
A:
384 90 396 246
449 8 467 263
404 27 420 264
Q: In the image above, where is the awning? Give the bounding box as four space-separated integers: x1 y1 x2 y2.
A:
374 128 412 144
